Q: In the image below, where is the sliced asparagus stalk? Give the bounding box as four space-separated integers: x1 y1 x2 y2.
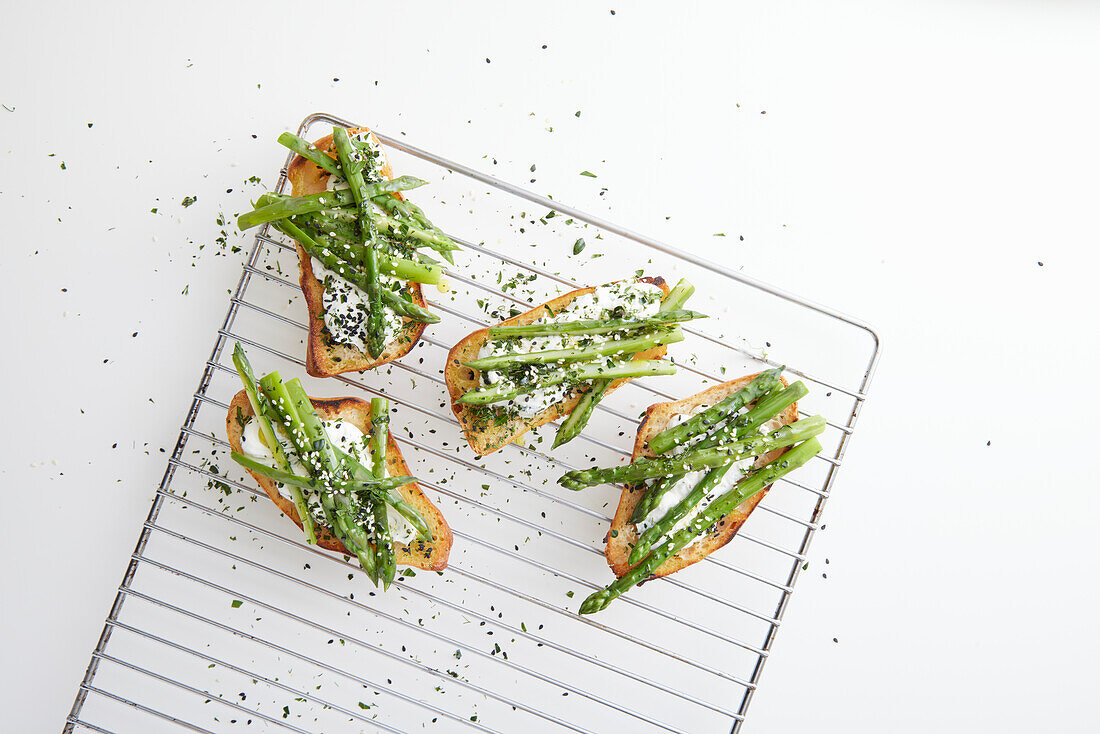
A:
487 310 706 340
236 176 426 230
294 206 359 241
231 345 317 545
333 127 384 358
272 220 439 324
342 142 453 251
370 192 450 236
254 190 459 261
661 278 696 311
370 194 459 263
550 277 698 449
369 398 396 589
551 379 612 449
628 463 734 565
280 378 380 580
335 450 433 542
457 359 675 405
293 220 444 285
558 416 826 490
629 476 677 527
271 131 457 262
230 453 413 494
629 381 806 523
258 373 375 575
579 437 824 614
276 131 342 177
465 327 684 372
254 412 433 544
646 367 785 456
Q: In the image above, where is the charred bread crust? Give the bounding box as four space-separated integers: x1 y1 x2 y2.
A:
445 277 671 456
226 391 453 570
604 372 797 579
286 126 428 377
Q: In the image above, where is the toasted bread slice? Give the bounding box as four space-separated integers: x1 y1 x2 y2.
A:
445 277 671 456
605 372 797 579
286 126 428 377
226 390 453 571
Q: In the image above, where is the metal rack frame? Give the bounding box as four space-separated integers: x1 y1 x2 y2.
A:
64 112 881 734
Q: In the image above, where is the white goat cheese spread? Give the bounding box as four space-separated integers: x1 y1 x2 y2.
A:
314 132 405 351
311 257 405 351
635 403 786 550
324 130 385 190
240 416 416 543
477 281 664 418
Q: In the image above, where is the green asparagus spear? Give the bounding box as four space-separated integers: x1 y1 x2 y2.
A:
272 220 439 324
558 416 825 490
628 463 735 565
253 189 460 261
334 447 433 543
239 418 433 543
660 278 696 311
291 221 444 285
229 453 414 494
578 437 823 614
373 251 443 285
646 368 785 456
465 327 684 372
330 129 379 233
629 477 676 527
550 278 698 449
552 379 611 449
486 310 706 340
293 205 359 240
333 127 384 358
457 359 675 405
725 381 808 434
629 381 806 524
237 178 427 230
342 141 445 237
369 192 447 237
370 186 434 230
370 195 459 263
270 131 458 262
257 373 375 576
233 452 428 551
231 345 317 545
280 377 378 580
679 381 809 451
276 132 342 177
369 398 395 589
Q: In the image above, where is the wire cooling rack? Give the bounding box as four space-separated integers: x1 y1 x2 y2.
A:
65 112 880 734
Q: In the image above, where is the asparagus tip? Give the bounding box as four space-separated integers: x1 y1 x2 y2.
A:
577 592 608 615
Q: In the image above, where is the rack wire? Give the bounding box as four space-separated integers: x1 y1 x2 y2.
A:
65 112 880 734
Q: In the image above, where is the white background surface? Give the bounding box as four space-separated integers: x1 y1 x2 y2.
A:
3 1 1099 731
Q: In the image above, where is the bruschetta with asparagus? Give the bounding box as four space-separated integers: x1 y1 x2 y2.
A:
226 344 452 587
557 368 824 613
237 126 459 376
446 277 706 455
